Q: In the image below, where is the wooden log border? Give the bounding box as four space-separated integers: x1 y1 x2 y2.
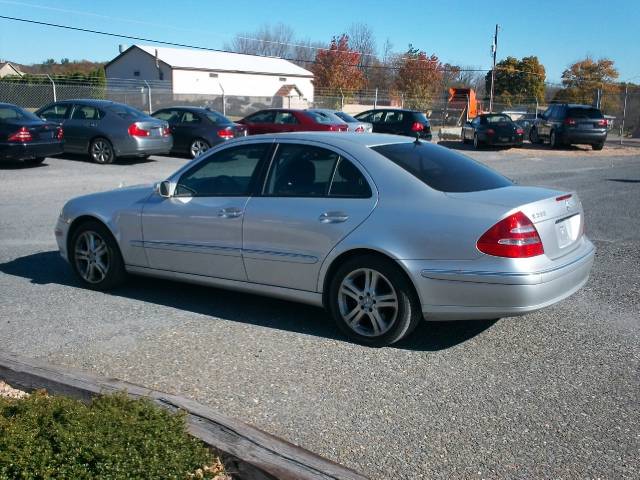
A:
0 352 368 480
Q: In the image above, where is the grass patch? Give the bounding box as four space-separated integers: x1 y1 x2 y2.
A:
0 390 227 479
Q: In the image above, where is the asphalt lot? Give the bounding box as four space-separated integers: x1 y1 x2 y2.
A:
1 143 638 479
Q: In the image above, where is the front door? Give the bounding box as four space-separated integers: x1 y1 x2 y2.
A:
242 142 377 292
141 142 271 280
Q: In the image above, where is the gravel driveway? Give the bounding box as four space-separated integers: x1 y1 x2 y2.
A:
1 144 638 479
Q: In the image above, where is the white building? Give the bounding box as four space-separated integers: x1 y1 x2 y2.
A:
0 61 23 78
104 45 314 102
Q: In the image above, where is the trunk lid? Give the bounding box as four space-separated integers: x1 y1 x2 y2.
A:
447 186 584 260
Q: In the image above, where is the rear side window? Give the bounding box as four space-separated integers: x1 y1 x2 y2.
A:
371 142 512 193
567 107 603 119
334 111 358 123
0 105 39 121
304 111 333 124
274 111 299 124
71 105 104 120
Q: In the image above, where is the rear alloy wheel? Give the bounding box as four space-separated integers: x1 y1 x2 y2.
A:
70 221 126 290
189 138 210 158
90 138 115 164
592 143 604 151
329 255 422 347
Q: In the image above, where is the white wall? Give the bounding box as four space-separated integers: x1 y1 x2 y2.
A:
172 69 314 101
105 48 172 84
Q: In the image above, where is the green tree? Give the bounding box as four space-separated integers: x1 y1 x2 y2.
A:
485 56 546 105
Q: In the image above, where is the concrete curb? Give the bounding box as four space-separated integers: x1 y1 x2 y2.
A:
0 352 369 480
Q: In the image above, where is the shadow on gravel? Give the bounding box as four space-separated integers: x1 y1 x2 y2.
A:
51 153 156 165
607 178 640 183
0 162 49 170
437 140 592 152
0 251 494 351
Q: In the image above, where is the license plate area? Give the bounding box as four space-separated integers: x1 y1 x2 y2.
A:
555 213 581 248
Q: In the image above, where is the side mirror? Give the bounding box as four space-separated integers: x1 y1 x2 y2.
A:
157 180 173 198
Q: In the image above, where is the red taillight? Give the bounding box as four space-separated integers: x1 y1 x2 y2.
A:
486 128 495 136
162 127 171 136
411 121 424 132
597 119 607 127
477 211 544 258
8 126 33 142
328 124 347 131
56 127 64 140
516 128 524 135
355 125 365 133
555 193 572 201
564 118 576 126
128 123 150 137
218 128 234 139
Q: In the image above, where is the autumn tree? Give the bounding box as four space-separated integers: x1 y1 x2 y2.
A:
393 45 444 110
311 34 365 96
554 57 619 106
485 56 546 105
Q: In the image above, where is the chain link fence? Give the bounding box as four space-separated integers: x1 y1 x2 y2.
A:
2 75 638 141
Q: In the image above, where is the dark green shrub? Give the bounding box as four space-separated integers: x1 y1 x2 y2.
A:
0 391 224 479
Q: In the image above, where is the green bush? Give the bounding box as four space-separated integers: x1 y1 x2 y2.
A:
0 391 224 479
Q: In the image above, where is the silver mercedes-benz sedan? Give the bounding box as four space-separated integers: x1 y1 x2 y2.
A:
54 133 595 346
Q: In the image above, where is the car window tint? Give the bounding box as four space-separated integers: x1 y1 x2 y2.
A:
355 111 372 122
485 114 512 124
109 105 146 120
567 107 603 119
39 104 70 120
334 111 358 122
204 110 230 124
329 159 372 198
274 111 298 124
305 111 336 124
266 144 340 197
371 142 512 193
181 111 201 124
176 143 269 197
246 111 275 123
384 111 404 124
371 111 385 122
71 105 102 121
0 105 39 121
153 110 181 123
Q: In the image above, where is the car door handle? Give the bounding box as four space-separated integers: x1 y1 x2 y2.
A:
218 207 243 219
319 211 349 223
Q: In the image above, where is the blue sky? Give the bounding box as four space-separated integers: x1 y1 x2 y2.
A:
0 0 638 83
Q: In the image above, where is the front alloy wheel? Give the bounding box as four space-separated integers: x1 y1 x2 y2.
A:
70 221 126 290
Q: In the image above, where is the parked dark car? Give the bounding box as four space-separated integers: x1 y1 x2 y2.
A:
35 100 172 164
238 109 348 135
513 112 540 138
529 104 607 150
461 113 524 149
0 102 63 165
353 108 432 140
151 107 247 158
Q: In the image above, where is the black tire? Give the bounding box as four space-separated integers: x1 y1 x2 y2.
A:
529 128 541 144
461 129 470 144
69 220 126 291
328 254 422 347
592 143 604 151
189 138 210 159
27 157 46 166
549 130 559 149
473 133 482 149
89 137 116 164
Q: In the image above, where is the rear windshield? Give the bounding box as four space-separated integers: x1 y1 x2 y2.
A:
0 105 40 122
371 142 512 192
204 110 231 124
108 104 146 120
484 114 512 123
305 111 335 124
334 111 358 123
567 107 603 119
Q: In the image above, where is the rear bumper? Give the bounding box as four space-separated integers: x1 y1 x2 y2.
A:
483 134 524 146
114 136 173 157
402 238 595 321
561 130 607 144
0 141 64 162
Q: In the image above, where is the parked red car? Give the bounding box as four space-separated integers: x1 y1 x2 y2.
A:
238 109 348 135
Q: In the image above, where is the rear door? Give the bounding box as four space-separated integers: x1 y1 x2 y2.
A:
66 104 105 151
241 110 276 135
37 103 72 147
242 142 376 292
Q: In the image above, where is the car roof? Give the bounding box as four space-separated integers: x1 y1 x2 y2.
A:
359 108 421 113
226 131 421 149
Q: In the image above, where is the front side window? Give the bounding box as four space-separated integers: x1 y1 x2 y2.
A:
372 142 512 193
71 105 102 121
176 143 270 197
39 104 71 120
265 144 340 197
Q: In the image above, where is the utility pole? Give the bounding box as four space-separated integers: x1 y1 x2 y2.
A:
620 84 628 145
489 24 499 113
